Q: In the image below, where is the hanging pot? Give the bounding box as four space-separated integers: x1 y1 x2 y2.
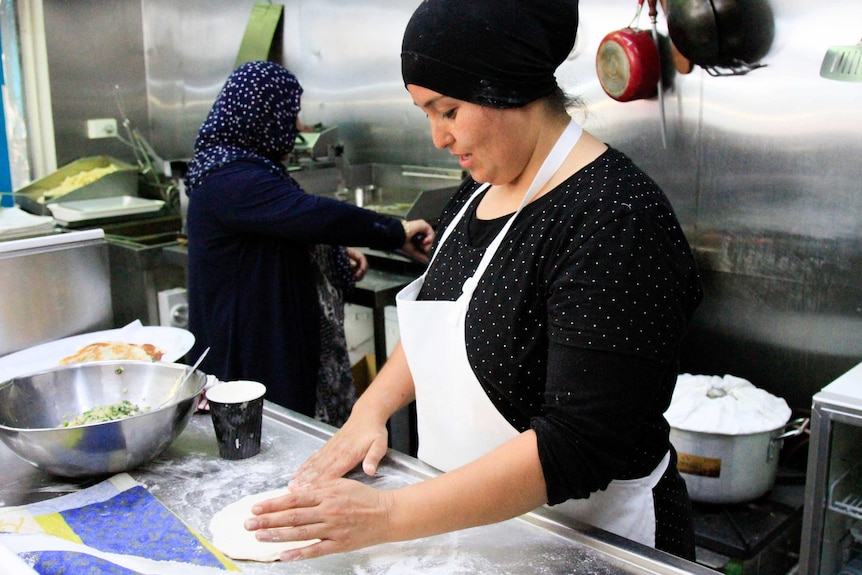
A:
666 0 775 74
596 27 661 102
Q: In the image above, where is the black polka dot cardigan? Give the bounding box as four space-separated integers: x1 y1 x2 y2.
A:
418 148 703 504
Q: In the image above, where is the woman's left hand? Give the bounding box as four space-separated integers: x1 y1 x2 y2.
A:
346 247 368 281
401 219 435 262
245 478 395 560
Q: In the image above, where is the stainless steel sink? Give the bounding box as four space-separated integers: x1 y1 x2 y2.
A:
292 163 464 219
101 215 185 327
101 215 182 247
343 163 463 206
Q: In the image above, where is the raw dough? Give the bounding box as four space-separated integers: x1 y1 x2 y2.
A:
209 488 318 561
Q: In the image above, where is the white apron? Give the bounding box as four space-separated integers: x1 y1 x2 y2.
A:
395 119 668 548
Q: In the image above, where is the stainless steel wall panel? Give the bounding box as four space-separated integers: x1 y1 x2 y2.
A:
281 0 430 166
141 0 264 160
0 236 113 357
682 233 862 409
42 0 148 167
696 74 862 241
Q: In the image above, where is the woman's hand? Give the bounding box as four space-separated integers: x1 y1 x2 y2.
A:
346 247 368 281
246 478 396 560
401 219 435 262
251 431 549 561
291 406 390 486
292 343 416 485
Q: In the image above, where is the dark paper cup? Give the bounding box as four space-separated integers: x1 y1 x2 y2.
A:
205 380 266 460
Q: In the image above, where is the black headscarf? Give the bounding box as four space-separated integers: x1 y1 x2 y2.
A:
186 61 303 191
401 0 579 108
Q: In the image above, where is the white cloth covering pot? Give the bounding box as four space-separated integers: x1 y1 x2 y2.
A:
664 374 805 504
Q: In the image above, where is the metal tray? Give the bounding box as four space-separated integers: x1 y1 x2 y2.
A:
14 156 139 216
47 196 164 225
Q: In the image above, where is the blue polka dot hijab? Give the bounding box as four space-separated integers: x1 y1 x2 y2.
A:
186 61 303 191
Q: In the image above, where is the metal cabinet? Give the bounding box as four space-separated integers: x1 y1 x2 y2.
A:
800 362 862 574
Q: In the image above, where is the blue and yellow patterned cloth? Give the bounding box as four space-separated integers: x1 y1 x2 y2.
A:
0 473 238 575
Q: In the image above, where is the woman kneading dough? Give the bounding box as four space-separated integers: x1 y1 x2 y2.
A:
240 0 703 562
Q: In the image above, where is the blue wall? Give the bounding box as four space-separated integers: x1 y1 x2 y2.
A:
0 27 13 208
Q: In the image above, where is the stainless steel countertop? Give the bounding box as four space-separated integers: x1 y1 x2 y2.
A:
0 403 716 575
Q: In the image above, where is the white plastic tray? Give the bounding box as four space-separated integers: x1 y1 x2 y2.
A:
47 196 164 224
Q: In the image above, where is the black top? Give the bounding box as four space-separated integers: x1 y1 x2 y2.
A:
419 148 702 504
186 159 405 415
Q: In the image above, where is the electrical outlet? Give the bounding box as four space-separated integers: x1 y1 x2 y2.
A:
86 118 118 139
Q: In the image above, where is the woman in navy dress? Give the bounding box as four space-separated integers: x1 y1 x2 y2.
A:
185 61 432 416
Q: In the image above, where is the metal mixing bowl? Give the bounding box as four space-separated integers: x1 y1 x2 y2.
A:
0 361 207 477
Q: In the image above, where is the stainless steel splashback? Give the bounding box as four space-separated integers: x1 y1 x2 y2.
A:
0 232 113 357
37 0 862 409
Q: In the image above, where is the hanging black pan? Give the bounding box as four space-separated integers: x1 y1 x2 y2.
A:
666 0 775 75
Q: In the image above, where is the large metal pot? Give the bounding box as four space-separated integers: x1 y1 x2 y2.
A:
670 417 808 504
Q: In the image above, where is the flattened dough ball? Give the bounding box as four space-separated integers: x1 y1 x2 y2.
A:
209 488 318 561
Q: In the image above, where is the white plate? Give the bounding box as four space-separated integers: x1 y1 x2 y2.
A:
46 196 164 224
0 323 195 383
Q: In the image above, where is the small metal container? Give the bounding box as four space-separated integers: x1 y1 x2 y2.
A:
0 361 206 477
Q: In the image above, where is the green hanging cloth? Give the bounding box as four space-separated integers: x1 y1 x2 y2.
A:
234 3 284 67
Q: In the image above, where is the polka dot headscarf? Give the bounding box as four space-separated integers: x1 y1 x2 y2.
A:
186 61 303 191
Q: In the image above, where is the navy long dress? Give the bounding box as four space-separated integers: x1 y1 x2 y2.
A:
186 160 405 414
185 62 405 415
